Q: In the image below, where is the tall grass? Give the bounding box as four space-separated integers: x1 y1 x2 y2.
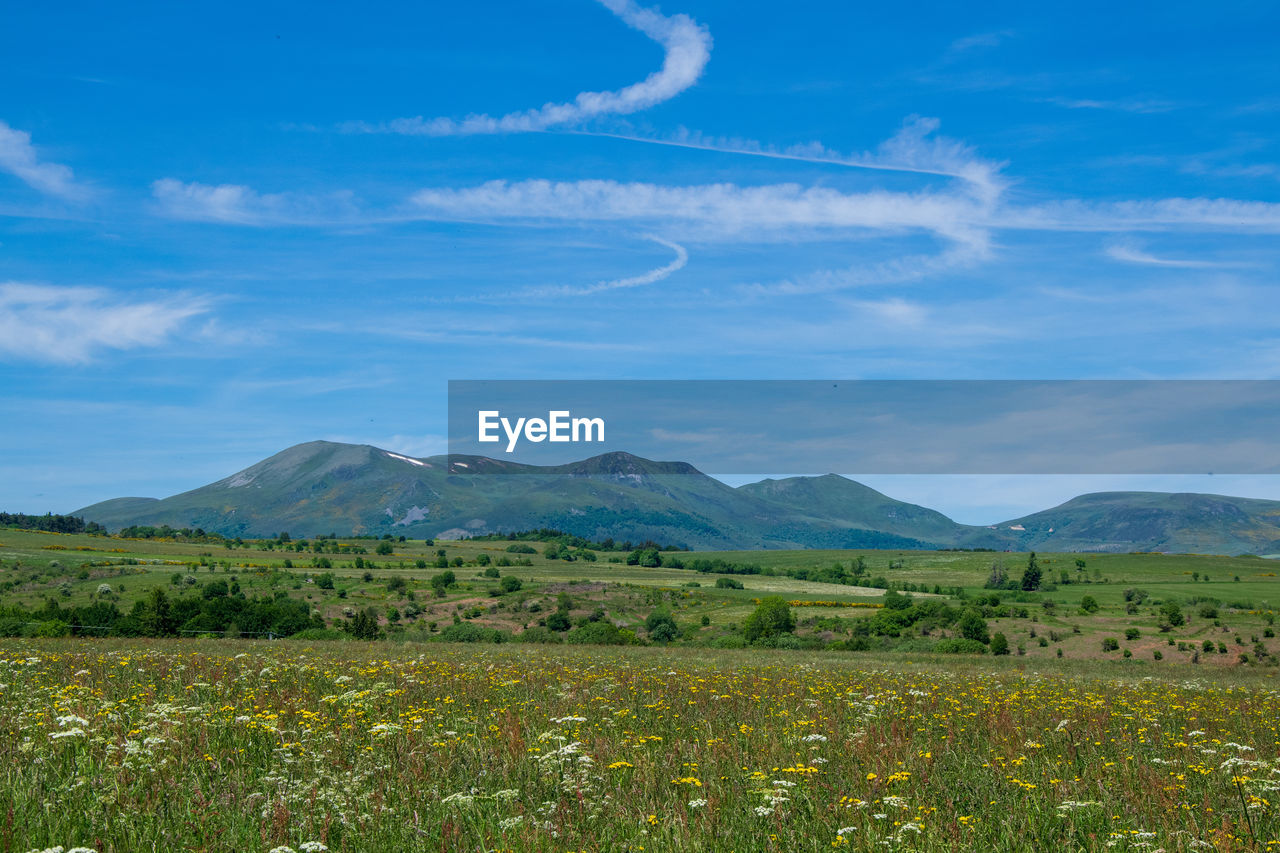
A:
1 639 1276 852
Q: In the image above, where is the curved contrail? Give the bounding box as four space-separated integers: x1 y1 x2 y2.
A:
523 235 688 297
365 0 711 136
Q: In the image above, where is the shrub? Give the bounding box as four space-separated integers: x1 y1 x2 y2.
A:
291 628 346 641
517 626 563 644
990 633 1010 655
1102 637 1120 652
714 577 744 590
499 576 523 593
645 608 679 643
934 638 987 654
439 622 508 643
1125 628 1141 641
566 621 634 646
957 610 989 644
743 597 795 642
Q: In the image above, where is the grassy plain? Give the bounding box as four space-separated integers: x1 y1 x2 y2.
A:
3 528 1280 849
2 639 1279 852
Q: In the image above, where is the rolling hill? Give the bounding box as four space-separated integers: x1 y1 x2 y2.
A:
73 441 1280 554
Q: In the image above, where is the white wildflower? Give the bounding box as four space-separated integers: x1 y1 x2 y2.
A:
688 798 708 809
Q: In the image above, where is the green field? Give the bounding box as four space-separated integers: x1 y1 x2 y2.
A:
2 529 1278 668
2 640 1279 852
3 527 1280 849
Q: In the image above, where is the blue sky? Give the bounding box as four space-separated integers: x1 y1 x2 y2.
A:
2 0 1279 522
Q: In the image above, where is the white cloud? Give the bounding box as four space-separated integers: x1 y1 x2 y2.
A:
0 121 90 200
408 177 984 241
584 116 1007 204
151 178 357 225
0 282 210 364
1044 96 1180 114
1104 241 1241 268
1003 197 1280 233
360 0 711 136
517 236 687 298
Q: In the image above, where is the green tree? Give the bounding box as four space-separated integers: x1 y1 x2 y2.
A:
375 541 394 556
958 609 989 644
499 576 523 593
742 597 795 642
645 608 679 643
140 587 176 637
347 607 380 640
1020 552 1042 592
990 632 1010 655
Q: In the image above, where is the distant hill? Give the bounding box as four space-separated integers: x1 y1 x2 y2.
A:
73 441 1280 554
987 491 1280 555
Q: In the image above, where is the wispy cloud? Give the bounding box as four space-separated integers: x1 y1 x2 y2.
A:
407 177 984 242
150 178 357 225
946 31 1015 55
1105 241 1244 268
1004 197 1280 233
518 236 687 298
752 242 989 296
0 283 211 364
352 0 711 136
581 116 1007 204
1044 96 1181 114
0 121 91 201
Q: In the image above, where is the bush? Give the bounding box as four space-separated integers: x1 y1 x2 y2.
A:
439 622 509 643
711 634 747 649
645 608 679 643
1102 637 1119 652
506 544 536 554
499 576 523 593
34 619 71 638
1080 595 1099 613
291 628 346 641
743 597 795 642
714 577 744 590
482 566 501 578
989 633 1010 655
517 626 563 644
934 638 987 654
957 610 989 644
1125 628 1141 641
565 621 634 645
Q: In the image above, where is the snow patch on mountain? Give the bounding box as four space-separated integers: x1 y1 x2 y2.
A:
385 451 426 467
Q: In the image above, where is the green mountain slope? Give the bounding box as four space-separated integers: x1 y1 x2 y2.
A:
990 492 1280 555
73 441 1280 554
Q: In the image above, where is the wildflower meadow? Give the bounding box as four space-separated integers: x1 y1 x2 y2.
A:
2 640 1277 852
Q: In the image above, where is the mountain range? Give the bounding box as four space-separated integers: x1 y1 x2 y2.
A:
74 441 1280 555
